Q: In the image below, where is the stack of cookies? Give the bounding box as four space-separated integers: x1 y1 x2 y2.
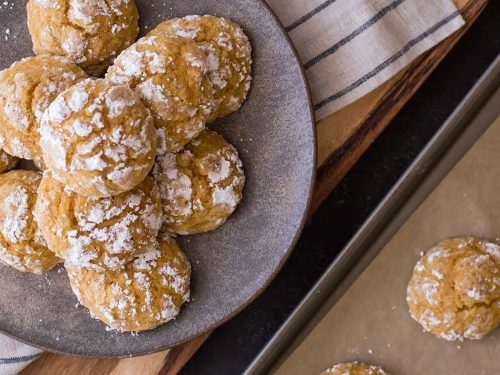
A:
0 0 252 332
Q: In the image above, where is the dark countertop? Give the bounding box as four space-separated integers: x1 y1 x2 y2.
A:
182 4 500 374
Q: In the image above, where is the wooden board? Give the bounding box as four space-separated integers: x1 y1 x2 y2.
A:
21 0 487 374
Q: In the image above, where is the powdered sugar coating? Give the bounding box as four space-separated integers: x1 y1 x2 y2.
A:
151 15 253 122
153 130 244 235
27 0 139 75
107 35 215 153
0 171 61 274
321 362 390 375
66 235 191 332
34 172 163 270
40 79 157 198
407 237 500 341
0 55 86 164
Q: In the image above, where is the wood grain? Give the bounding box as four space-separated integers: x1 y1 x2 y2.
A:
21 0 487 374
21 351 169 375
313 0 487 212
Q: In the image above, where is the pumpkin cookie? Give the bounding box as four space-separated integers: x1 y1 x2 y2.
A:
321 362 390 375
151 15 252 122
40 78 156 197
106 35 215 153
27 0 139 75
0 55 86 165
0 149 19 174
0 171 62 274
407 237 500 341
153 130 244 235
34 172 163 270
66 235 191 332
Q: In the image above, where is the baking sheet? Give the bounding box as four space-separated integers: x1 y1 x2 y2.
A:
273 115 500 374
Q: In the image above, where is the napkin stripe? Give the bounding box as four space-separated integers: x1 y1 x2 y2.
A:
285 0 338 32
304 0 406 70
313 10 461 110
0 354 41 365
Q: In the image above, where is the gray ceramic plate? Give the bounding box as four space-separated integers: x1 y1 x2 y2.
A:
0 0 315 357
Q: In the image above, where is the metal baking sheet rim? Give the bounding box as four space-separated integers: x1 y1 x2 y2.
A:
244 56 500 375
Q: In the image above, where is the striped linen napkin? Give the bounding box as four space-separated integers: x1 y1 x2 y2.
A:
0 339 41 375
0 0 464 374
266 0 465 119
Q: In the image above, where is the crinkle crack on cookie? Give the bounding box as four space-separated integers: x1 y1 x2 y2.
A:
0 170 62 274
153 130 244 235
0 55 87 165
151 15 253 122
34 172 163 270
40 78 157 197
407 237 500 341
107 34 216 153
0 148 19 174
27 0 139 75
66 235 191 332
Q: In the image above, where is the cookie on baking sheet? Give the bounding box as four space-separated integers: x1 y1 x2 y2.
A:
407 237 500 341
0 170 62 274
40 78 157 197
106 35 215 153
27 0 139 76
153 130 244 235
66 235 191 332
321 362 390 375
34 172 162 270
150 15 253 122
0 55 87 165
0 149 19 174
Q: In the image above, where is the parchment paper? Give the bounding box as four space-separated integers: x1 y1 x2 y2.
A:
274 116 500 375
